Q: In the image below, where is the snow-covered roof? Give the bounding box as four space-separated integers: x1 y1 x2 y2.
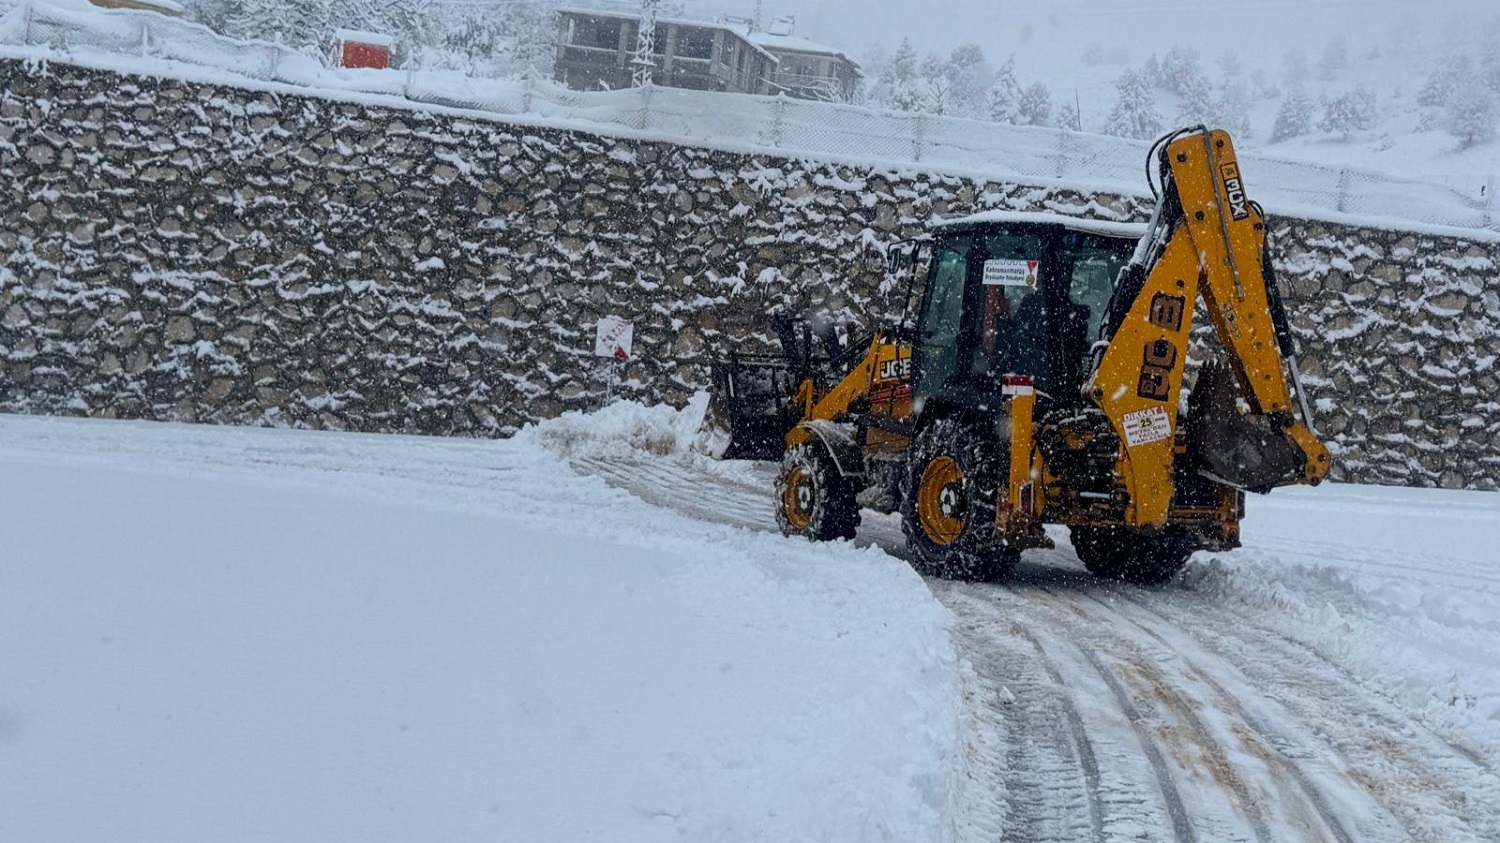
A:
333 29 393 47
83 0 186 13
934 211 1147 240
743 31 861 72
557 7 778 63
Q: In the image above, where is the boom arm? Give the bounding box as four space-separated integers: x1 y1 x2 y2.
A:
1086 128 1332 529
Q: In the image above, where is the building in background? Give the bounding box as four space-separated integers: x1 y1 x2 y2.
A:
553 8 861 102
554 8 777 95
739 16 862 103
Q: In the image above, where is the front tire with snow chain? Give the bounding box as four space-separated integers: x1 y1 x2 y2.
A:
900 417 1019 581
1071 526 1197 585
776 442 860 541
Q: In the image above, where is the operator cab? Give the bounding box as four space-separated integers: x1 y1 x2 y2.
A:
913 211 1145 408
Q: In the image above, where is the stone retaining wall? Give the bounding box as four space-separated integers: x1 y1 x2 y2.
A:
2 58 1497 487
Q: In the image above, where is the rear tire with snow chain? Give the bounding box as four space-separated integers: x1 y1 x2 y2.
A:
776 442 860 541
900 417 1018 581
1071 526 1197 585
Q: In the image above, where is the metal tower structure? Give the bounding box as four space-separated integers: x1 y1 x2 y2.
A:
630 0 661 88
751 0 764 31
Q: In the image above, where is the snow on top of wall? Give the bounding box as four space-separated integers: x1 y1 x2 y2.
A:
936 210 1149 239
1 1 1496 243
332 28 392 47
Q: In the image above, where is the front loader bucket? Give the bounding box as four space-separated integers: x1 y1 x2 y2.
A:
693 353 799 461
1185 359 1306 493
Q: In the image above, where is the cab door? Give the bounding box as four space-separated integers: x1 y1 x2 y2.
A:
913 234 973 399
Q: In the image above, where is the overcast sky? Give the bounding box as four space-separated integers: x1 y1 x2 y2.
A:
686 0 1497 64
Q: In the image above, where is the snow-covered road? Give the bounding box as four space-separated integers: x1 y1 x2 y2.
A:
4 402 1499 842
564 406 1500 843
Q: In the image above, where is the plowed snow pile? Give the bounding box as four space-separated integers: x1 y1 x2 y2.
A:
0 411 961 843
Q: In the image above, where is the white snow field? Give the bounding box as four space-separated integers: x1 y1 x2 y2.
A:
0 409 959 843
4 402 1500 842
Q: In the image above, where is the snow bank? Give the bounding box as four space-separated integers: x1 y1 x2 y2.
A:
517 393 711 460
1178 483 1500 763
0 413 961 843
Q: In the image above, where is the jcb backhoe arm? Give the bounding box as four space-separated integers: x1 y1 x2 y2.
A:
1087 128 1332 529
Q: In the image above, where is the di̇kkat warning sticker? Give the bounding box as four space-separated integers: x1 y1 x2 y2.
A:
1122 406 1173 448
982 259 1040 288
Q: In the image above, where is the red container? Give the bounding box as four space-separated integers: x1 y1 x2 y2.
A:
333 30 392 70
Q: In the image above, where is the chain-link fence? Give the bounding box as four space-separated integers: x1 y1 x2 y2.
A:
3 0 1496 235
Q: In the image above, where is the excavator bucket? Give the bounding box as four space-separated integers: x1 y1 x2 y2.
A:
1185 359 1307 493
693 352 799 461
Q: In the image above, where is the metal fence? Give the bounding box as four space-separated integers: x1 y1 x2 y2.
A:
3 0 1496 235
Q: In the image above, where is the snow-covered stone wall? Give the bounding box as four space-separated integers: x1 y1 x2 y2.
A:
1 59 1496 488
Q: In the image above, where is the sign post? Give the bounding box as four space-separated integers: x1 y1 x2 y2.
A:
593 316 633 406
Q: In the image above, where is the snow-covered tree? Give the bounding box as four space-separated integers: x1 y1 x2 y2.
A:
1057 99 1081 132
1215 76 1253 137
1418 54 1475 108
1141 53 1162 87
1250 69 1280 101
1083 40 1106 67
1271 85 1315 141
1218 51 1244 80
880 38 922 112
919 54 951 115
1319 85 1378 137
1445 79 1499 148
1159 45 1203 96
1175 68 1216 126
1282 48 1310 87
1481 38 1500 95
221 0 437 56
1018 82 1052 126
987 57 1023 124
1318 37 1349 79
1103 68 1163 141
944 43 994 117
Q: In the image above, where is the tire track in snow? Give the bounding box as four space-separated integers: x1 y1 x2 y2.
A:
1109 585 1500 842
1070 589 1361 843
939 586 1109 843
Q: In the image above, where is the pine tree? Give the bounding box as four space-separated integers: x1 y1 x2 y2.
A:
1175 69 1216 126
1218 51 1244 80
1318 37 1348 79
1271 85 1314 141
1103 68 1163 141
1445 79 1499 148
1216 76 1253 137
1319 85 1378 137
1018 82 1052 126
1250 69 1280 100
944 43 994 117
987 57 1023 124
881 38 922 112
1057 100 1082 131
1282 48 1310 87
1141 53 1163 87
1159 45 1202 96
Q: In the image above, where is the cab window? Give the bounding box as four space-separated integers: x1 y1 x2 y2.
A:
973 234 1047 384
916 236 971 390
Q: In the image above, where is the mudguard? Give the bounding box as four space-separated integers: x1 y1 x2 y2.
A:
790 420 864 478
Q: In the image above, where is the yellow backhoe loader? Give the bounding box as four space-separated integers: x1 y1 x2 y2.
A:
703 127 1330 583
